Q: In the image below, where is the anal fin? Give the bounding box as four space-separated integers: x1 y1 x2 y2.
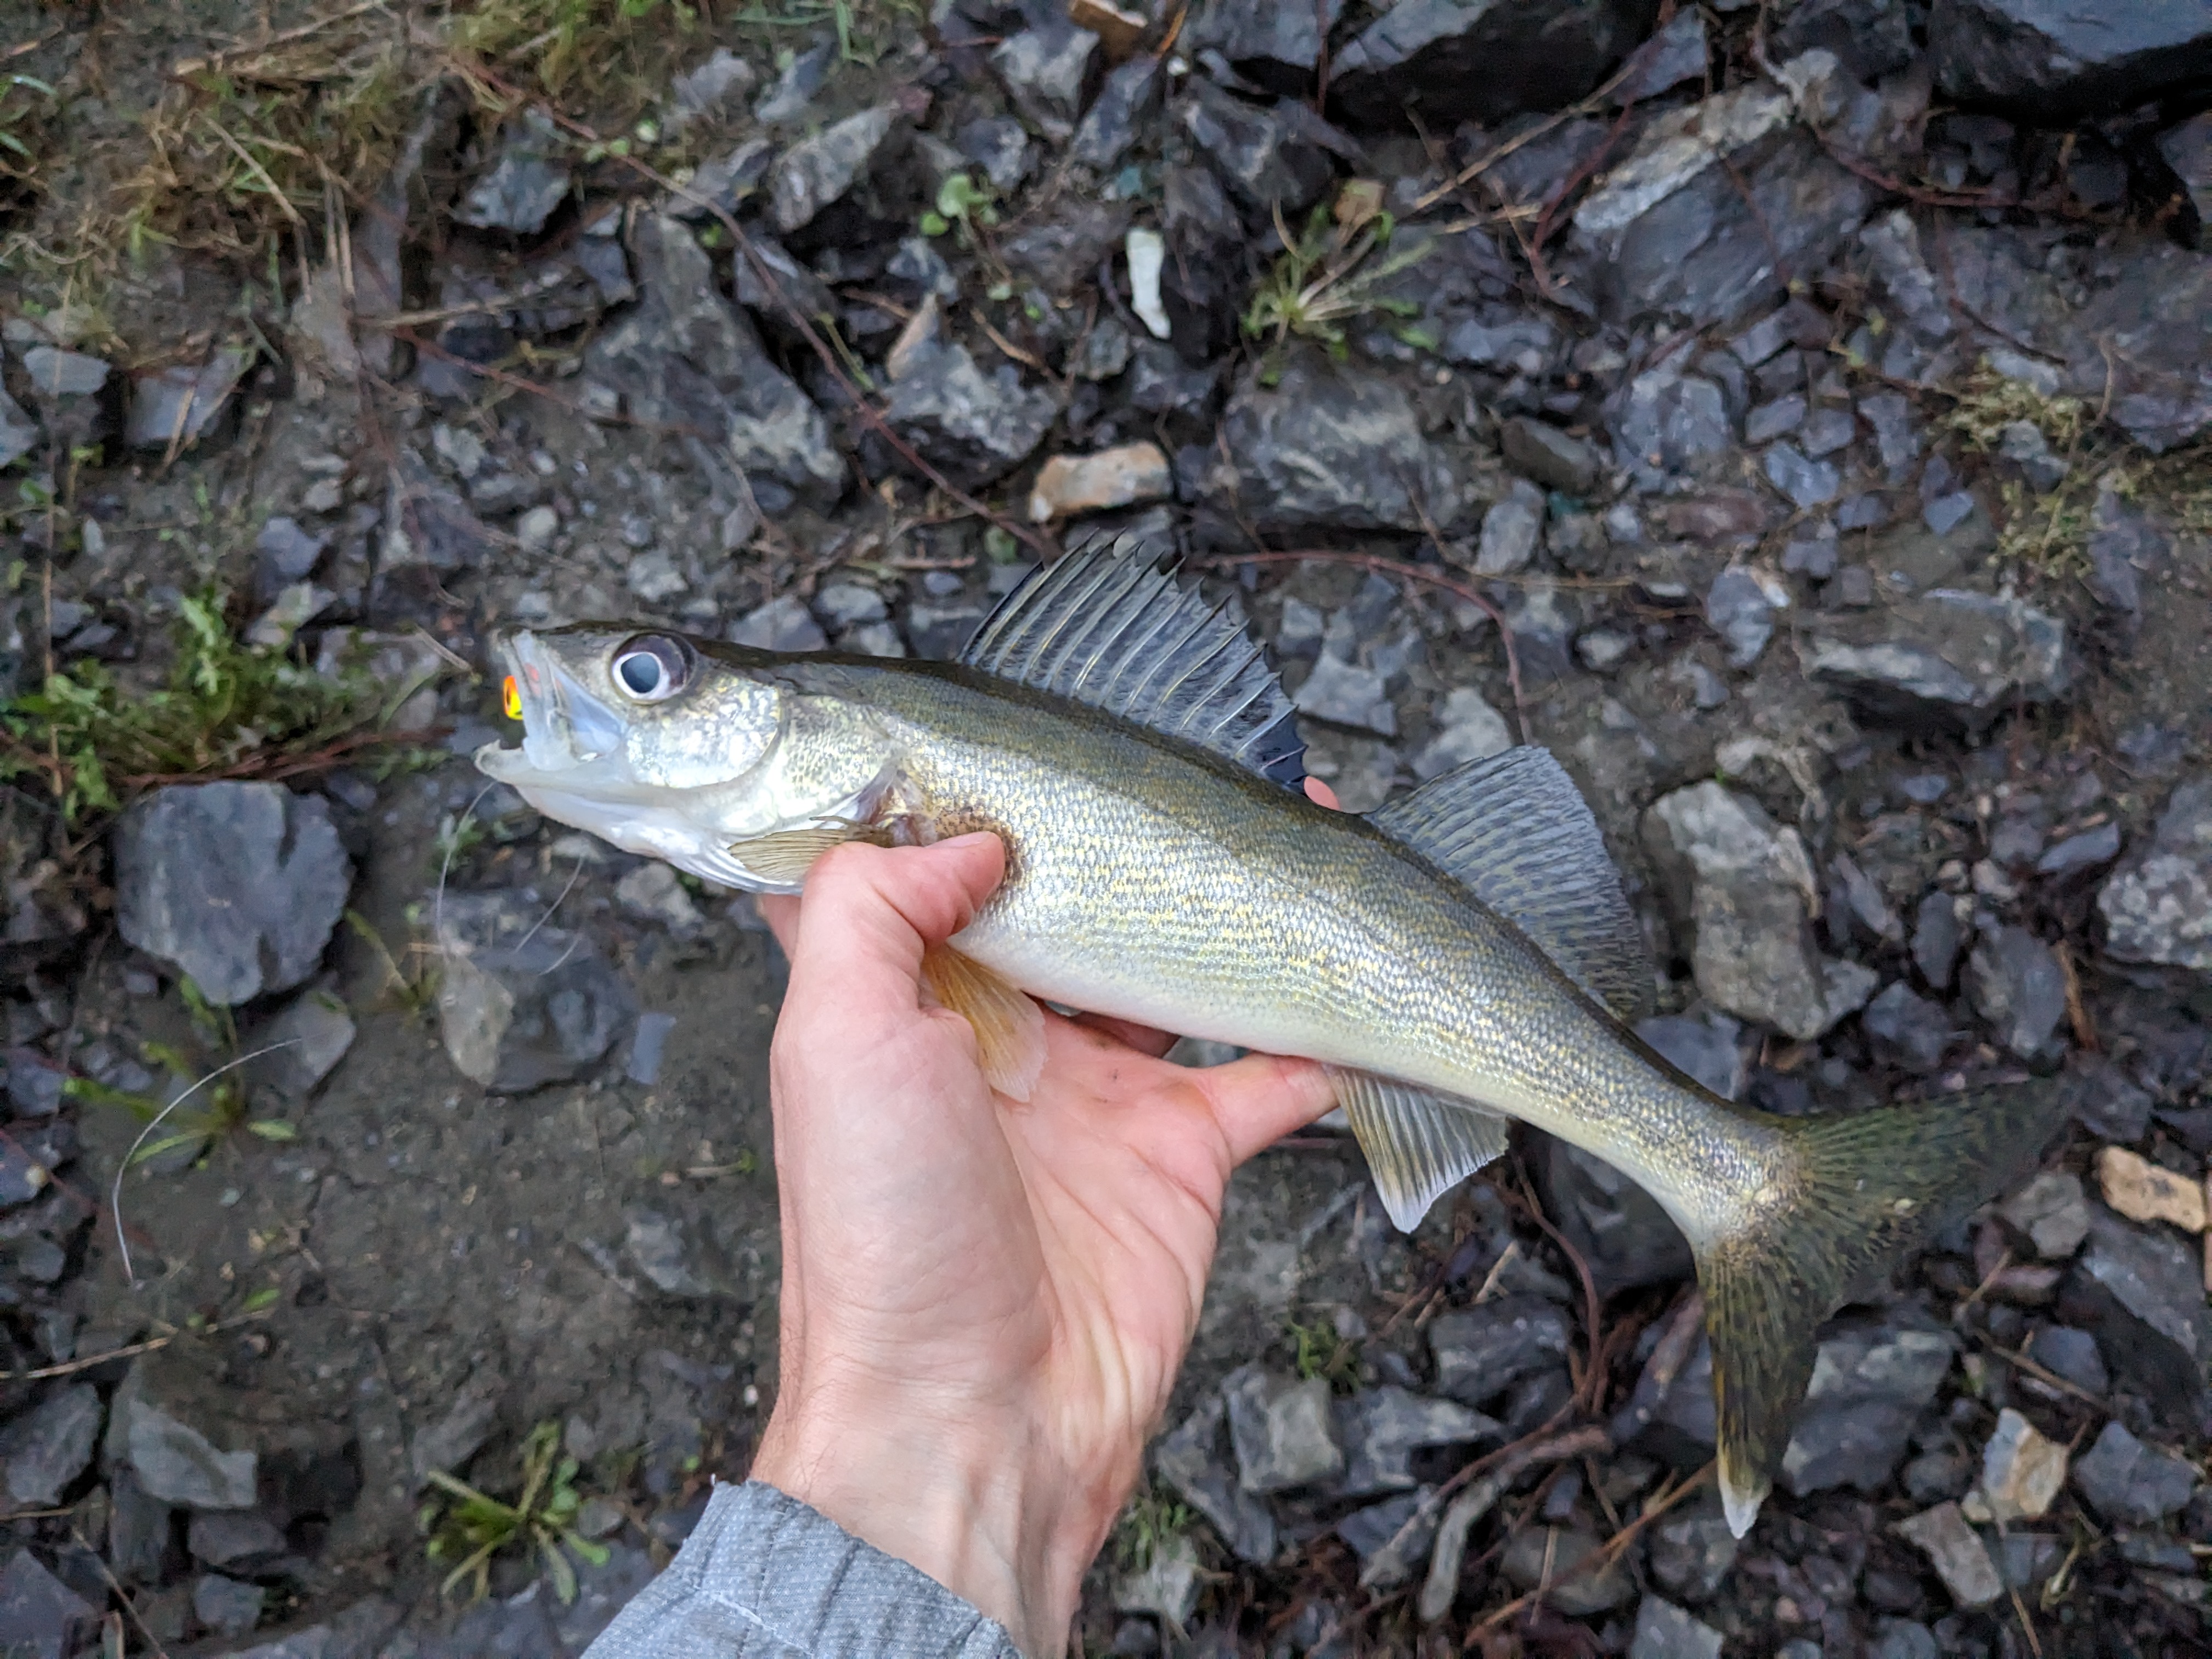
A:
921 945 1047 1102
1329 1067 1514 1233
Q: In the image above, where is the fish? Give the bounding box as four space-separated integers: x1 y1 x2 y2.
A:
477 534 2062 1537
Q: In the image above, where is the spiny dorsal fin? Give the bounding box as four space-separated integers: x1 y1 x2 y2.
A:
1371 748 1653 1023
1329 1066 1514 1232
960 533 1305 788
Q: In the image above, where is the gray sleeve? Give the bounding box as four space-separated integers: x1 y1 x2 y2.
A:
582 1480 1025 1659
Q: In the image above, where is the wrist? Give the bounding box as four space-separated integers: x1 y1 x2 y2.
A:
752 1379 1112 1656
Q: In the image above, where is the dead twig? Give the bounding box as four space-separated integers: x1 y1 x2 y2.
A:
0 1309 275 1381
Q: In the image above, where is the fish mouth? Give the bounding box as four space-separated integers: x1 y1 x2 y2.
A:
477 631 631 787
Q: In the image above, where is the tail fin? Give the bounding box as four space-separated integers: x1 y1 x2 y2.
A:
1701 1081 2065 1537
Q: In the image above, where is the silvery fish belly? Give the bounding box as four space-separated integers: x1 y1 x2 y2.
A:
477 534 2062 1539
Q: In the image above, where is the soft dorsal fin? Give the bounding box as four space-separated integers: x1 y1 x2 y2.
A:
1329 1066 1515 1232
960 534 1306 788
1372 747 1654 1023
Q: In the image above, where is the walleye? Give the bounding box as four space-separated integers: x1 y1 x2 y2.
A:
478 535 2060 1537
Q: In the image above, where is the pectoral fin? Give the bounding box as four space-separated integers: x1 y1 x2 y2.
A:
727 823 889 885
1328 1066 1514 1232
920 945 1047 1102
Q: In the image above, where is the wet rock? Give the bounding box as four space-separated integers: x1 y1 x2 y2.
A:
2097 777 2212 971
1966 926 2067 1063
2025 1324 2107 1393
106 1370 257 1510
1895 1502 2001 1607
1632 1595 1724 1659
2070 1421 2197 1525
1226 1367 1344 1492
1648 1503 1739 1602
0 390 36 469
1411 687 1511 781
195 1573 264 1638
1643 782 1875 1041
1779 1323 1954 1497
1474 479 1544 576
1000 199 1132 294
1500 417 1602 496
2064 1210 2212 1405
1187 0 1343 95
882 337 1058 490
0 1385 100 1505
1500 1525 1636 1615
1704 566 1785 667
115 783 351 1007
0 1550 98 1659
991 21 1098 143
125 347 253 452
1929 0 2212 119
1611 7 1710 105
2000 1171 2090 1260
2096 1146 2207 1234
1429 1296 1573 1408
1862 981 1956 1074
1113 1532 1200 1628
770 105 898 235
587 217 844 514
1071 55 1163 170
21 346 109 398
1609 363 1735 486
729 594 829 653
1335 1387 1499 1497
1544 1138 1691 1295
1028 443 1172 521
453 111 570 233
1570 75 1871 328
1330 0 1658 131
432 890 637 1092
1337 1488 1438 1587
1804 589 2070 731
1176 81 1331 216
1153 1392 1277 1563
1979 1407 2065 1522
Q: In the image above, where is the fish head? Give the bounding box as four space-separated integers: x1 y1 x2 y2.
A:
477 625 797 888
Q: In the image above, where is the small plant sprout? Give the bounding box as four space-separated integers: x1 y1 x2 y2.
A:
424 1421 611 1604
918 171 997 241
1242 178 1434 365
1111 1481 1193 1577
1285 1312 1361 1393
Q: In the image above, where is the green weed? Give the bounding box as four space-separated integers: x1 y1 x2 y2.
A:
1285 1313 1361 1394
918 171 997 241
1943 363 2107 579
423 1420 610 1604
68 1026 297 1167
1243 180 1433 368
1110 1482 1193 1576
344 909 441 1017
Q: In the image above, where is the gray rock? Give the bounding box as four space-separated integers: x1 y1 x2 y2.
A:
1611 7 1711 105
1894 1502 2001 1607
1776 0 1917 81
1746 394 1808 444
115 783 351 1007
622 1205 743 1299
1930 0 2212 119
1570 77 1871 328
1765 443 1843 509
1335 1387 1499 1496
0 1550 98 1659
2070 1421 2197 1525
1872 1621 1941 1659
1967 926 2067 1062
1543 1137 1691 1296
1429 1296 1572 1408
1335 1488 1437 1587
1070 55 1163 170
663 47 755 133
1175 80 1332 215
195 1573 265 1639
1153 1393 1277 1562
1411 687 1511 781
1647 1504 1739 1602
1637 1010 1748 1101
753 38 833 125
1000 199 1133 295
2000 1171 2090 1259
905 601 990 662
206 1595 399 1659
1643 782 1875 1041
1804 588 2071 731
254 991 356 1098
1187 0 1344 94
991 22 1097 142
106 1370 258 1510
1474 479 1544 575
1913 891 1967 990
1862 980 1956 1074
1294 653 1395 737
0 1385 101 1505
1330 0 1656 131
882 338 1058 490
2161 112 2212 241
21 346 108 397
1214 355 1469 534
1632 1596 1724 1659
2066 1209 2212 1405
1500 1525 1636 1615
956 116 1031 193
125 347 255 452
2024 1325 2106 1394
770 105 898 234
1113 1532 1200 1627
1779 1323 1954 1497
188 1511 287 1570
1500 417 1602 495
586 216 844 514
1801 405 1857 458
2061 1054 2153 1142
408 1384 501 1486
1704 566 1781 667
433 890 637 1092
729 594 828 653
454 111 571 233
2097 777 2212 971
1226 1367 1344 1493
2036 821 2121 876
0 388 37 469
108 1469 172 1583
1609 364 1735 486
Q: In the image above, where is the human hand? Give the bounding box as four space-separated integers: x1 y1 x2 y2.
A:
748 830 1334 1656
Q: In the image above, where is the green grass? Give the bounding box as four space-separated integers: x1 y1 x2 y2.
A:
1110 1481 1194 1577
1942 363 2104 580
0 590 422 826
1243 180 1434 369
1285 1313 1362 1394
67 978 300 1166
422 1420 610 1604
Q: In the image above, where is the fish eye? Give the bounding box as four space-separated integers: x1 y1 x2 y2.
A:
611 634 690 703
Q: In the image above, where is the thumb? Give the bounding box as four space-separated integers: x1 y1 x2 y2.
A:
783 834 1007 1017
